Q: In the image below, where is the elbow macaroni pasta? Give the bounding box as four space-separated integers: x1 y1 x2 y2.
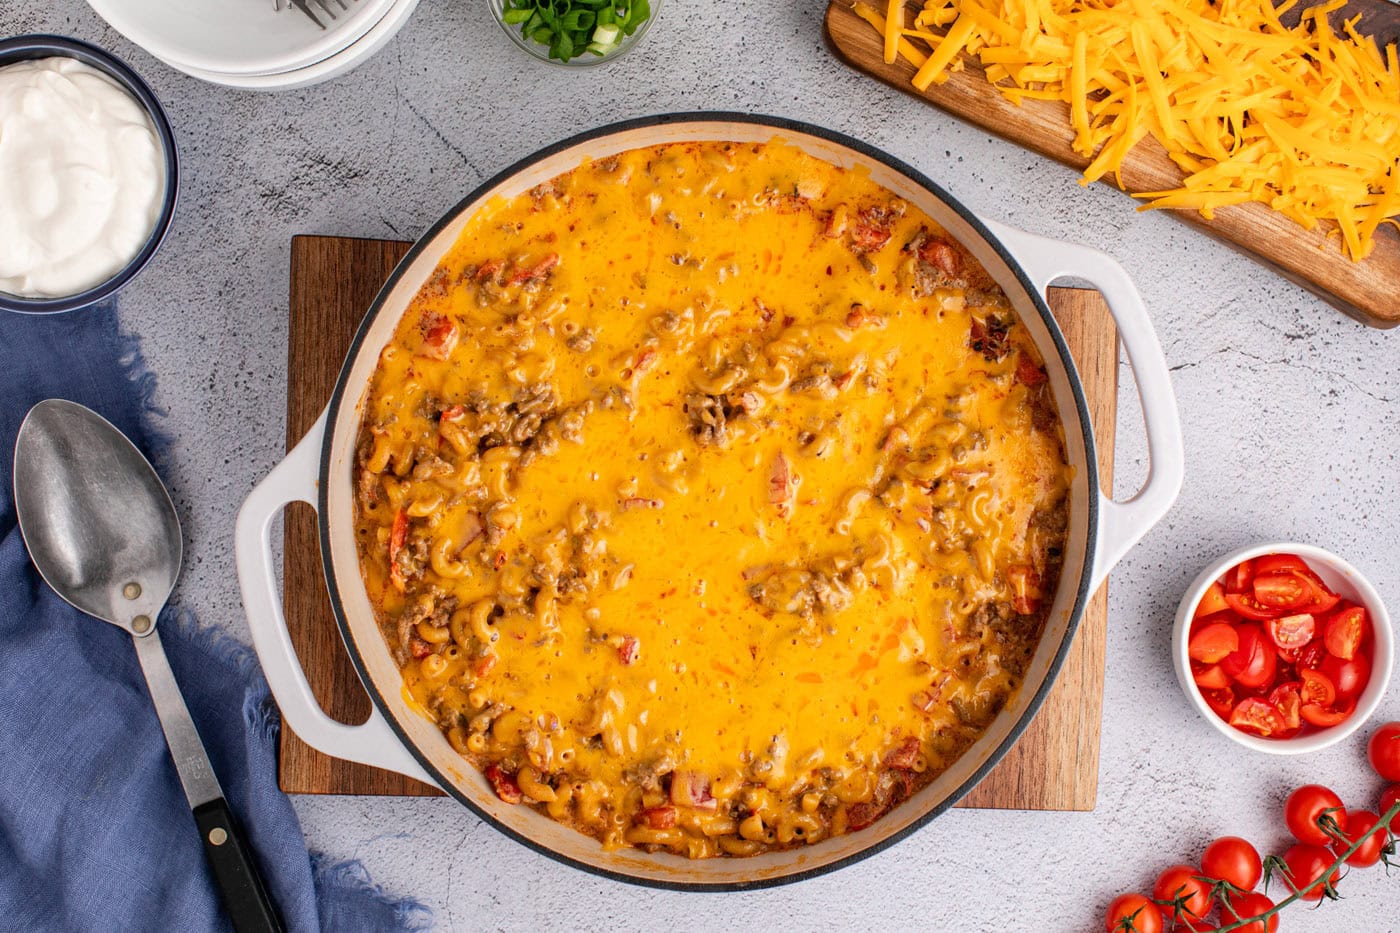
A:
354 141 1072 857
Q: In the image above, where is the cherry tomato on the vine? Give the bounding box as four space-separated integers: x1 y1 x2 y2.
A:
1281 843 1340 901
1222 891 1279 933
1368 721 1400 781
1378 784 1400 833
1285 784 1345 846
1201 836 1262 891
1105 893 1163 933
1151 865 1212 923
1331 809 1386 867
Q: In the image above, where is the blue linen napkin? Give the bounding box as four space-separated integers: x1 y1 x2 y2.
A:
0 304 432 932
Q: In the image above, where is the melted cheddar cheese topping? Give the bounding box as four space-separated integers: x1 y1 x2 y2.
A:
355 140 1072 857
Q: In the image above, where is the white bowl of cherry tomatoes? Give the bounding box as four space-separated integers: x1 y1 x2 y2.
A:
1173 543 1393 754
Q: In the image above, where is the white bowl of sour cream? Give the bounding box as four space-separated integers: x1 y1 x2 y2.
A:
0 35 178 314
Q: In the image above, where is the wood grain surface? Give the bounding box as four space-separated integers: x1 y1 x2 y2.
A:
279 234 1116 810
824 0 1400 329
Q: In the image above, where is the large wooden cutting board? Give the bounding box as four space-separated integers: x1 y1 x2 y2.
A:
824 0 1400 329
279 234 1116 811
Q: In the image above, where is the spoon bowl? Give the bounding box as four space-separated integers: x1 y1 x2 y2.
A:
13 398 180 634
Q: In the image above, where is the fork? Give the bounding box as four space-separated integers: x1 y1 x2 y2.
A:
276 0 352 31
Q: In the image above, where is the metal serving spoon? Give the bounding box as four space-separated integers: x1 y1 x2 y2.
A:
13 399 282 933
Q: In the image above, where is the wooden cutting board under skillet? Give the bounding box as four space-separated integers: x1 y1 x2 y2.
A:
278 234 1117 811
824 0 1400 328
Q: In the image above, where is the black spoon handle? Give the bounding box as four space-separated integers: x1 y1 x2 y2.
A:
193 798 284 933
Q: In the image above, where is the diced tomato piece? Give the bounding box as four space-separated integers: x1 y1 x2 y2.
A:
1014 353 1047 386
388 508 409 592
1323 607 1365 660
1299 668 1336 707
1253 571 1312 611
420 315 459 360
1006 564 1042 615
636 806 678 829
1225 591 1281 622
1189 622 1240 663
1226 559 1255 594
669 771 718 810
1220 623 1277 688
484 764 522 804
1194 581 1231 620
618 635 640 665
409 638 432 660
883 736 921 769
1231 697 1286 737
1269 682 1302 731
1301 699 1356 728
1193 662 1231 690
439 404 465 426
916 236 961 275
1265 613 1315 651
508 253 559 286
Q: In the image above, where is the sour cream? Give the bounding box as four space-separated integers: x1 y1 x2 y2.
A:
0 57 166 299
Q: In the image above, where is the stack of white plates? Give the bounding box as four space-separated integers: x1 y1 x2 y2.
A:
85 0 420 90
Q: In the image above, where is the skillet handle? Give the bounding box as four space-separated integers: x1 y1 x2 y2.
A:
234 410 438 788
982 220 1185 590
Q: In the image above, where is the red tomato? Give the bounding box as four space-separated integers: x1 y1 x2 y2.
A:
1265 613 1314 651
1285 784 1346 846
1253 571 1312 611
1105 894 1163 933
1151 865 1212 923
1230 698 1285 737
1254 554 1310 576
1226 559 1255 594
1225 591 1278 622
1190 623 1241 664
1202 687 1235 720
1279 639 1326 670
1201 836 1262 890
1221 624 1277 688
1300 698 1355 728
1221 892 1278 933
1195 581 1231 620
1281 843 1340 900
1331 810 1386 867
1319 653 1370 701
1323 607 1365 660
1297 577 1342 615
1193 662 1231 690
1299 668 1335 707
1268 682 1302 732
1380 785 1400 833
1369 722 1400 781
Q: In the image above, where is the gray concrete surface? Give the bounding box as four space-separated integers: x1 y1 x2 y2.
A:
6 1 1399 929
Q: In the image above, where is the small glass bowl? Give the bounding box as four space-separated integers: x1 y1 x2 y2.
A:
488 0 662 67
0 35 179 315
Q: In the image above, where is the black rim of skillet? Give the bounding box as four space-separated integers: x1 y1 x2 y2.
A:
317 111 1100 891
0 34 179 315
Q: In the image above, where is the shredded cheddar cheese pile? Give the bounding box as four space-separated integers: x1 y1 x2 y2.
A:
858 0 1400 260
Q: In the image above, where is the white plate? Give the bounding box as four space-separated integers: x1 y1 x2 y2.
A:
148 0 417 90
85 0 394 77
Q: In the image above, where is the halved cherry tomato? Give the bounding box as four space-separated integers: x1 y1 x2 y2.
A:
1269 682 1302 731
1220 624 1277 688
1299 668 1336 707
1320 653 1370 701
1231 697 1286 737
1226 559 1255 594
1193 662 1231 690
1189 622 1240 664
1280 638 1326 670
1194 581 1231 620
1298 584 1342 615
1254 554 1311 576
1301 699 1356 728
1323 607 1365 660
1253 571 1312 610
1224 591 1276 621
1265 612 1314 650
1202 687 1235 719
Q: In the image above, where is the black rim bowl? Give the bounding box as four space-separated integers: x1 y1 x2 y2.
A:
0 34 179 315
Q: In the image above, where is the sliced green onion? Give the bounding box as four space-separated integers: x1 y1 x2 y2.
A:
501 0 651 62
